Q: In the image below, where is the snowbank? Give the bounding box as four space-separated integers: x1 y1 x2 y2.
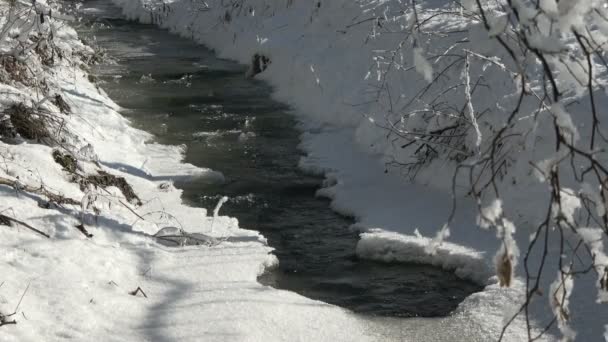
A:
111 0 608 340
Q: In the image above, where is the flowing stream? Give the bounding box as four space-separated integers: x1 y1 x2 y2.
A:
76 0 481 319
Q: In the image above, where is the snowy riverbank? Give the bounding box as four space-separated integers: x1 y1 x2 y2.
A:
111 0 608 340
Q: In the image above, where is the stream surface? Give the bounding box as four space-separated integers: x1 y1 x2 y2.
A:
77 0 481 318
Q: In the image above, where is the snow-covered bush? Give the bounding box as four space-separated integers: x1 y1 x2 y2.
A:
358 0 608 339
0 0 147 230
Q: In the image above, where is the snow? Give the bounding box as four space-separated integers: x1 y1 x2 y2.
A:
2 0 607 340
356 231 489 284
413 47 433 83
549 268 576 341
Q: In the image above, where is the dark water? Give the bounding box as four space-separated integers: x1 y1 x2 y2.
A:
76 0 481 318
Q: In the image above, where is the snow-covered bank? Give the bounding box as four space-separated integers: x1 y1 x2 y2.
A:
0 2 474 341
111 0 608 340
